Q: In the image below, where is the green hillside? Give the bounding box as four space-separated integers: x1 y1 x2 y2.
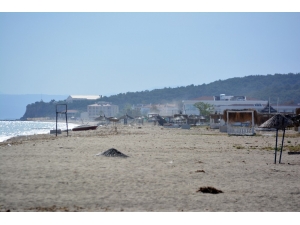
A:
99 73 300 109
20 73 300 120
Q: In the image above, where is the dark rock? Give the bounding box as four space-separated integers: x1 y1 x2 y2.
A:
197 186 223 194
100 148 128 158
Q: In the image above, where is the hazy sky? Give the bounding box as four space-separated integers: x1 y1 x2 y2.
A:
1 11 300 96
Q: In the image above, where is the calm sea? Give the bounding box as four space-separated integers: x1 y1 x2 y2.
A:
0 121 78 142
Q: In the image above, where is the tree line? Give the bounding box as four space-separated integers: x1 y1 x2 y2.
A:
20 73 300 120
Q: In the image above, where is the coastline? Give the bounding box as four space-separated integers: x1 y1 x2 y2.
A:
0 120 82 143
1 124 300 212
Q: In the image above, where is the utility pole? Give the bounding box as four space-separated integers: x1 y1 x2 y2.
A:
269 97 271 114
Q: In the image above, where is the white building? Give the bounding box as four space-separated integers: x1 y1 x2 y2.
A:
183 94 268 115
87 102 119 118
140 104 152 116
157 104 180 117
140 104 180 117
66 95 101 103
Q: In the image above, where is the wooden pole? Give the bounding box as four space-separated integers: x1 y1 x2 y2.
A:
66 104 68 137
275 129 278 164
227 111 229 134
56 110 58 137
279 128 285 163
252 111 254 134
269 97 271 114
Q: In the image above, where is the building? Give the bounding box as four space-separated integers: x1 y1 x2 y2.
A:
140 104 152 116
183 94 300 116
271 105 300 114
87 102 119 118
66 95 101 103
183 94 268 115
140 104 180 117
157 104 180 117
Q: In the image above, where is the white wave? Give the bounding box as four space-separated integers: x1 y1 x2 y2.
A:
0 121 78 142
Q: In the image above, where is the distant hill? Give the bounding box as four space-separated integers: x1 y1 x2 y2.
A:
0 94 67 120
100 73 300 107
20 73 300 120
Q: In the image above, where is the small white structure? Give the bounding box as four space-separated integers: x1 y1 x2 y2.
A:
66 95 101 103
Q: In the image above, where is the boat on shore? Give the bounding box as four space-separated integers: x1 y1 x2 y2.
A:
72 125 98 131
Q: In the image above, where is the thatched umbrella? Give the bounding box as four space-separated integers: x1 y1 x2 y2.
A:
95 114 119 127
259 114 293 164
118 114 134 125
134 116 144 125
94 115 106 121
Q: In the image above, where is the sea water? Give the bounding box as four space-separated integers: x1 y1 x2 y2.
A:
0 121 78 142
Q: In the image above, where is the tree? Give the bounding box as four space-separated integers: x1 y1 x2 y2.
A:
194 102 214 120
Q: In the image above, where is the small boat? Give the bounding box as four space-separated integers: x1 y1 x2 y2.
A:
72 125 98 131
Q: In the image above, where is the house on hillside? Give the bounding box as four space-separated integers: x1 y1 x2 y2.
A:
66 95 101 103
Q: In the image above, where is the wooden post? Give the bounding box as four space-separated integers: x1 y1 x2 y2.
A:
252 111 254 134
275 129 278 164
56 104 68 137
56 110 58 137
227 110 229 134
66 104 68 136
279 128 285 163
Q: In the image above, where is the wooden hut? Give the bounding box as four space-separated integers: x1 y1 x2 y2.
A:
173 113 188 125
223 109 258 124
223 109 258 135
187 115 205 125
209 113 223 129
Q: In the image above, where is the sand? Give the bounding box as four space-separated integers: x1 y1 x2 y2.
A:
0 124 300 212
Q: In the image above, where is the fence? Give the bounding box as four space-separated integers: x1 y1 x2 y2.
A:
227 125 255 136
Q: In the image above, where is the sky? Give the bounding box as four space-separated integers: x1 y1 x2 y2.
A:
1 1 300 97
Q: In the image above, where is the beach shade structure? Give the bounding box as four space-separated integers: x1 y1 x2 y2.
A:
285 114 300 129
156 115 167 126
118 114 134 125
259 114 293 164
94 115 106 121
260 101 278 113
134 116 144 125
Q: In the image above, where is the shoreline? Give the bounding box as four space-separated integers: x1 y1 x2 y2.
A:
0 120 83 143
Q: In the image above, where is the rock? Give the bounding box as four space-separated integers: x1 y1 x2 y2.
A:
97 148 128 158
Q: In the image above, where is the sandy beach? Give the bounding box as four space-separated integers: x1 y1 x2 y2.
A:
0 124 299 212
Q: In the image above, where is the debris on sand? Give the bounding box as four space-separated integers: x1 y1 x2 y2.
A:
97 148 128 158
197 186 223 194
288 151 300 155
